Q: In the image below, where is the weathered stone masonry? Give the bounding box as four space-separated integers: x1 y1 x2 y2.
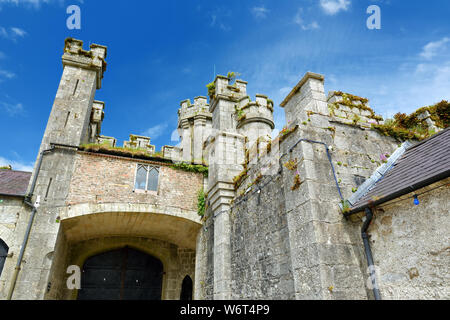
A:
0 38 448 300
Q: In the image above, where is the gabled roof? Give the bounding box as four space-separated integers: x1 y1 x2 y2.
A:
0 170 32 197
349 127 450 213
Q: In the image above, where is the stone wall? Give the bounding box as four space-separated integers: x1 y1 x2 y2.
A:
213 72 406 300
194 210 214 300
67 152 204 213
365 178 450 300
230 174 295 299
0 196 29 299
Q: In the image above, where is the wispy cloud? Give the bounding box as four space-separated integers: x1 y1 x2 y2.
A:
0 26 27 41
0 51 6 59
0 0 82 10
142 123 168 140
1 101 24 116
0 156 33 172
209 7 232 31
10 27 27 37
420 37 450 60
0 69 16 81
251 6 269 19
294 8 319 30
319 0 351 15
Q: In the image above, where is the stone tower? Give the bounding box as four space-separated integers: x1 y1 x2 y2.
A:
199 75 274 299
177 97 212 164
10 38 107 299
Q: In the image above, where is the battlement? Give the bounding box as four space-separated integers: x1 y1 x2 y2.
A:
96 135 117 147
178 96 212 125
236 94 274 129
327 91 384 126
62 38 107 89
210 75 248 102
123 134 155 154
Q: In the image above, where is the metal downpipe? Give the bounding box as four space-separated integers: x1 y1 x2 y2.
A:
362 208 382 300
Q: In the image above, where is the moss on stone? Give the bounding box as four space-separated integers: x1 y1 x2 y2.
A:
197 188 206 217
233 169 249 190
206 82 215 98
170 162 209 177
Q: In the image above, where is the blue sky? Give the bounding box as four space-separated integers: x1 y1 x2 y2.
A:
1 0 449 171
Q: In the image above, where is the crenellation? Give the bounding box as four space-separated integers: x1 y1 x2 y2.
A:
96 135 116 147
123 134 155 154
62 38 107 89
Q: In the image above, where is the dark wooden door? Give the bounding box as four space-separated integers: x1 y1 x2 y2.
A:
77 247 163 300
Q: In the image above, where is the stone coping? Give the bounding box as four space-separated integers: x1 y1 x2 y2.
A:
280 72 325 107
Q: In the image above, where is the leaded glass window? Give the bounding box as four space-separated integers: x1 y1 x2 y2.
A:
134 164 159 192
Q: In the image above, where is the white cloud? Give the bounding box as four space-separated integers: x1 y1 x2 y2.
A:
0 156 33 172
420 37 450 60
142 123 168 140
10 27 26 37
319 0 351 15
0 0 83 9
0 69 16 80
0 26 27 41
294 8 320 30
251 6 269 19
209 7 232 31
1 101 23 115
170 129 180 143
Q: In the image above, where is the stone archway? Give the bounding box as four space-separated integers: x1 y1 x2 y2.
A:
59 203 202 249
77 246 164 300
44 204 201 300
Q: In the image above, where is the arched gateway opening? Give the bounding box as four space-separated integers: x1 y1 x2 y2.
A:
77 247 163 300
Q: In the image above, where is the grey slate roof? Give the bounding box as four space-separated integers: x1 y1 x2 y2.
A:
350 127 450 213
0 170 32 197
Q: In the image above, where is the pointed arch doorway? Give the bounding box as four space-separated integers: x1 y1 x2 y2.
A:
77 246 163 300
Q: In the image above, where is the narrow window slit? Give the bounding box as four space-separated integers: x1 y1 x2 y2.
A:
64 112 71 128
45 178 53 200
73 79 79 96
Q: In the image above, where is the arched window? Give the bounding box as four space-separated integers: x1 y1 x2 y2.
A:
180 275 193 300
0 239 9 277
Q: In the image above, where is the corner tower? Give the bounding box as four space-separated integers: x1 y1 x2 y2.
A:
10 38 107 300
177 97 212 164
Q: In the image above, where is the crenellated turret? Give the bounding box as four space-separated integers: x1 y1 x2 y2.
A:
209 76 248 132
236 94 274 154
177 96 212 164
63 38 107 90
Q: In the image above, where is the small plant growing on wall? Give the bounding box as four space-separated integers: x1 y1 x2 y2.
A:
341 200 350 214
206 82 216 98
197 189 206 217
291 171 302 191
284 158 298 171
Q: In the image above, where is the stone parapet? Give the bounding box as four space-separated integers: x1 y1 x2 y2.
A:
327 91 384 126
62 38 107 89
123 134 155 154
